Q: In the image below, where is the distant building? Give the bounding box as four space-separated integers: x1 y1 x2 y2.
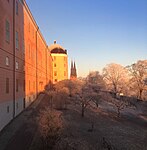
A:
70 60 77 80
49 41 68 84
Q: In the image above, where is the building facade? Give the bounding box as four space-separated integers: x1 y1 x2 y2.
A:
0 0 53 131
49 41 68 84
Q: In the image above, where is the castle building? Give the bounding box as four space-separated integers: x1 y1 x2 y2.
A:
70 60 77 80
49 41 68 84
0 0 60 131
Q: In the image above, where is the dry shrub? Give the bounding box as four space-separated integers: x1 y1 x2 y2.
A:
38 107 62 149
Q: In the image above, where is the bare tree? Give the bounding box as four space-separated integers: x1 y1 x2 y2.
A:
127 60 147 100
46 90 55 109
54 87 69 110
103 63 129 96
38 107 62 149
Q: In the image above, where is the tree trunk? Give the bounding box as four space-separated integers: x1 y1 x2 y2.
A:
117 108 120 117
139 89 143 100
81 104 85 117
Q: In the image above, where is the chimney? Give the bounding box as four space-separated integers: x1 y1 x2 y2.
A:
54 40 56 44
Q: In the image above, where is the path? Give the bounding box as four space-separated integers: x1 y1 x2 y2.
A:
0 93 49 150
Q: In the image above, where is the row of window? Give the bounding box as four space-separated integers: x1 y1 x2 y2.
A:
6 102 19 114
7 0 18 14
53 63 67 68
5 19 37 60
53 56 67 61
5 19 19 49
6 78 19 93
5 57 20 70
54 71 66 76
5 78 36 94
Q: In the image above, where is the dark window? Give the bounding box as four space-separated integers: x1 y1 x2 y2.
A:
33 81 35 90
7 106 9 113
54 71 57 76
64 71 66 76
55 79 57 82
5 20 10 43
54 63 56 67
16 1 18 15
29 80 30 91
24 80 25 91
16 103 18 109
16 31 19 49
16 79 18 92
6 78 9 93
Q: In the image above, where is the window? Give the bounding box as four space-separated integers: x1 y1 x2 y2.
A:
23 65 25 72
15 31 19 49
54 79 57 82
16 1 18 15
54 56 56 61
7 106 9 113
16 79 19 92
24 80 25 91
54 71 57 76
54 63 56 67
33 81 35 90
16 103 18 109
22 38 25 54
29 80 30 91
29 44 31 58
16 61 18 69
5 20 10 43
6 78 9 93
6 57 9 66
28 22 30 32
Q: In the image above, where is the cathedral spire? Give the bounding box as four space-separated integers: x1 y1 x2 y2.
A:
70 60 77 80
71 60 73 69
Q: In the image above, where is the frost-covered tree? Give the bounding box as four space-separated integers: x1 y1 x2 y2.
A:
103 63 129 96
127 60 147 100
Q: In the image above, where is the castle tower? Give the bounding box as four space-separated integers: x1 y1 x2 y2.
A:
49 41 68 84
70 60 77 80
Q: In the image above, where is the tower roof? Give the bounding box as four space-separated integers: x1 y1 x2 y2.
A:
48 41 67 54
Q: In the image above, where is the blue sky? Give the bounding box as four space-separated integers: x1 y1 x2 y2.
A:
26 0 147 77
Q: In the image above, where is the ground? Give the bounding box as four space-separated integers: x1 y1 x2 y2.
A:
0 93 147 150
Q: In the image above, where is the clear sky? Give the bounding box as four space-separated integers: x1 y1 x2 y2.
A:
26 0 147 77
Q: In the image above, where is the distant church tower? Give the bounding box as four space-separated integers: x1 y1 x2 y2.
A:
70 60 77 80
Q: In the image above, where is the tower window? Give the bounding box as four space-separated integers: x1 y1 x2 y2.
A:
54 71 57 76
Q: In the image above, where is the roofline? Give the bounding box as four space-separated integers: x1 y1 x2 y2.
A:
22 0 48 46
